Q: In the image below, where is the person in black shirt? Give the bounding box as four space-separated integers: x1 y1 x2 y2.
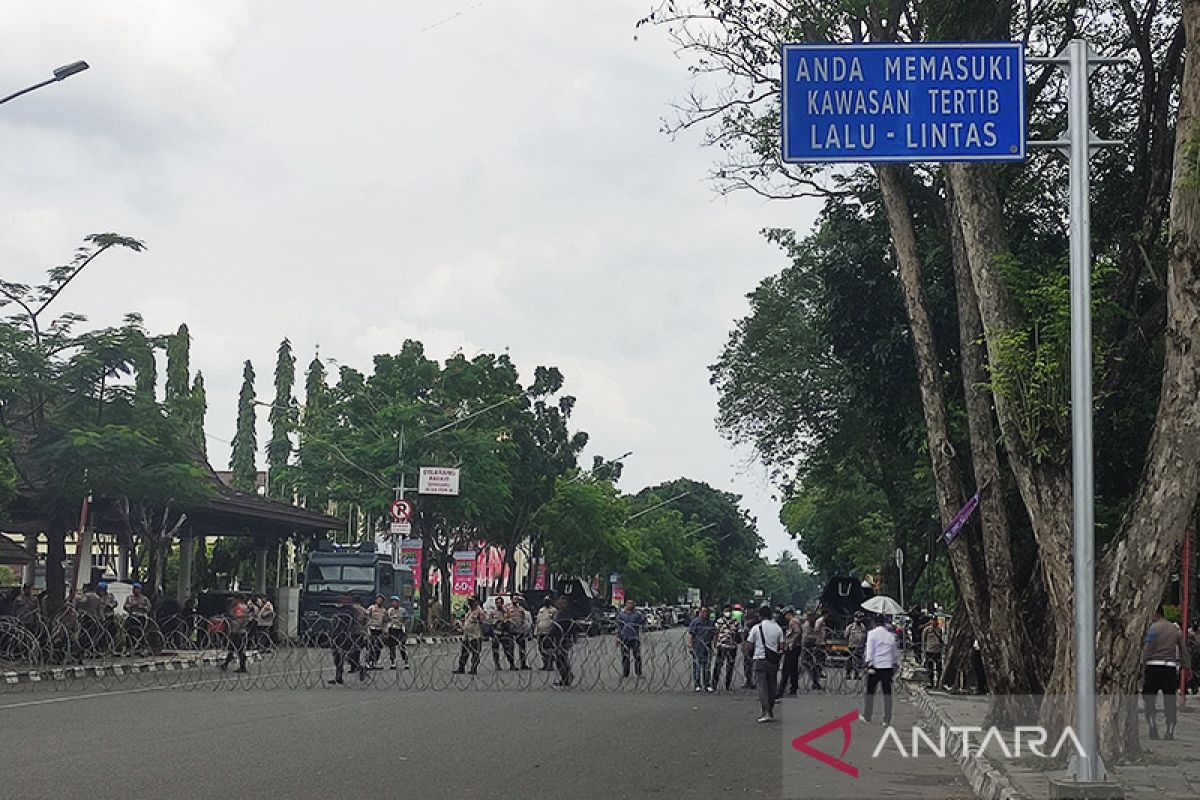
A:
548 597 576 687
328 596 367 684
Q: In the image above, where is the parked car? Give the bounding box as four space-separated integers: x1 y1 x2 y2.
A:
595 604 618 634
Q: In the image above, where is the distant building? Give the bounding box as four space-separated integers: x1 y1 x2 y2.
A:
215 470 268 495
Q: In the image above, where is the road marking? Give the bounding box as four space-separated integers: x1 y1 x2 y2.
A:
0 669 312 711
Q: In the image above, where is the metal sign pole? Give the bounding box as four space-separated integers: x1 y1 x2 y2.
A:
1065 38 1099 784
1029 39 1126 784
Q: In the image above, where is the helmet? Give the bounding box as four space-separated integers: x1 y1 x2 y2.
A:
390 595 400 602
132 582 143 590
97 581 108 590
733 603 743 610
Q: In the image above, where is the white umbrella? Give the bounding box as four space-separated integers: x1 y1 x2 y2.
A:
861 595 904 616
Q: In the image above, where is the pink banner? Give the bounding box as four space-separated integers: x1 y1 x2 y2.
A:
612 584 625 605
398 540 421 595
452 550 476 596
534 564 547 591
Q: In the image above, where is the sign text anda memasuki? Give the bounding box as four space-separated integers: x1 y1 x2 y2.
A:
781 42 1026 163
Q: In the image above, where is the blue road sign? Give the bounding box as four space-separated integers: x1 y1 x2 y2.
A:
781 42 1026 163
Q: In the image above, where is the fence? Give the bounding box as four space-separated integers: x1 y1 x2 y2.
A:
0 612 869 696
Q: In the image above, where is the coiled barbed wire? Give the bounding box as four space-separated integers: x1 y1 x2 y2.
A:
0 613 873 697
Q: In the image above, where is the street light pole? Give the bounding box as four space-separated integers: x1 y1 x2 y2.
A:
0 61 89 106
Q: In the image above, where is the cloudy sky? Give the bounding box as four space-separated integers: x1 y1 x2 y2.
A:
1 1 823 557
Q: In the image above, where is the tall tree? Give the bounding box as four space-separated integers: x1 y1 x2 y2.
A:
229 360 258 493
295 353 331 509
164 323 191 413
266 338 297 499
188 371 207 457
649 0 1196 753
0 233 146 611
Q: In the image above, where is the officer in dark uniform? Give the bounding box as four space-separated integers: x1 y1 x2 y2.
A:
328 595 367 684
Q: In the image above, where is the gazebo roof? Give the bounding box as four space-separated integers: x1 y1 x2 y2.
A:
186 483 344 539
0 534 35 565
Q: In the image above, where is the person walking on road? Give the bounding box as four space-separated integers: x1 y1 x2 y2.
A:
687 606 716 692
712 604 742 691
384 595 409 669
329 595 367 684
255 594 276 651
749 605 783 723
1143 604 1190 740
549 596 577 687
776 608 802 698
860 615 900 726
615 599 646 679
453 597 486 675
220 594 250 673
922 617 944 689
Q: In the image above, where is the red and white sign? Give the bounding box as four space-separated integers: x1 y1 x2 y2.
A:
390 499 414 522
419 467 460 496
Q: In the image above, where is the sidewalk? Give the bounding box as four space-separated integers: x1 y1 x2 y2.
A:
912 685 1200 799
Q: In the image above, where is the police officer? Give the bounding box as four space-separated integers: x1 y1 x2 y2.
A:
366 594 387 669
844 612 868 680
124 582 152 655
510 596 531 670
384 595 409 670
489 596 518 671
453 597 486 675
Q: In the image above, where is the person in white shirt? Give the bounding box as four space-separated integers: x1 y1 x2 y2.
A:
749 604 784 723
861 614 901 726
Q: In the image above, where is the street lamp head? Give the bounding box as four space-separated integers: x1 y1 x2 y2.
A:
53 61 89 81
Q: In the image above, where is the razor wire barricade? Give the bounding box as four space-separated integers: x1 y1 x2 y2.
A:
0 614 872 696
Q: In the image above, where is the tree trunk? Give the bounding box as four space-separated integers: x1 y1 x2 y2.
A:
945 163 1076 717
875 163 994 689
1094 0 1200 757
947 178 1042 708
942 603 977 692
44 526 67 614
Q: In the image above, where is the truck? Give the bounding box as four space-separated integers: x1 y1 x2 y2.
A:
298 542 414 643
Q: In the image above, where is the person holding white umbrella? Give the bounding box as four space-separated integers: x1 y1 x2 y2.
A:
860 613 900 726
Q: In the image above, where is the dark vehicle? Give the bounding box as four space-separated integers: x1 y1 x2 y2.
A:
522 577 601 635
299 542 414 643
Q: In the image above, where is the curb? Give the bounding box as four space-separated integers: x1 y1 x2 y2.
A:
909 685 1027 800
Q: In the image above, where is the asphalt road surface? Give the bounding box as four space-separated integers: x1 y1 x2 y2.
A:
1 674 970 799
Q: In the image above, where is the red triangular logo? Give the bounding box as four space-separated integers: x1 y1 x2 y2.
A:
790 709 860 778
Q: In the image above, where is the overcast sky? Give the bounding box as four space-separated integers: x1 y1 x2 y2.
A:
1 1 823 558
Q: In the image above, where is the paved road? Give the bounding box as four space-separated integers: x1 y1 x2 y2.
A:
1 676 970 799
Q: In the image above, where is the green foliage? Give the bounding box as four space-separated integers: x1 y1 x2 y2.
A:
188 372 207 456
229 360 257 493
164 323 191 410
267 338 297 499
986 255 1121 463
